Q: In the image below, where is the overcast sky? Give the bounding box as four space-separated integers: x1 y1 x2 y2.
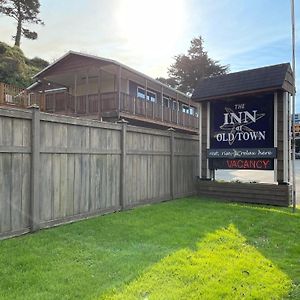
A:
0 0 299 111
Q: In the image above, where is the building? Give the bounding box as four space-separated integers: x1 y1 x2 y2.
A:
26 51 199 134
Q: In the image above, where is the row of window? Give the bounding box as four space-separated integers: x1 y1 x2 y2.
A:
136 86 196 116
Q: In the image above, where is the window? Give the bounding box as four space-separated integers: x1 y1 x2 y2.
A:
163 96 170 107
137 87 157 102
137 87 145 99
173 101 178 111
182 104 190 114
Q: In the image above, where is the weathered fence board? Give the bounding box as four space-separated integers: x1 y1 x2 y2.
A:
0 107 198 239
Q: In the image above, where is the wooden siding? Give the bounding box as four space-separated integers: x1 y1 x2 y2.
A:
0 107 198 239
197 180 291 206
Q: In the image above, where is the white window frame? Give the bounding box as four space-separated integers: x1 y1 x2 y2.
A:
137 86 157 102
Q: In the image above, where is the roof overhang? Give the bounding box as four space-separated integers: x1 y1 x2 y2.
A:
192 63 295 102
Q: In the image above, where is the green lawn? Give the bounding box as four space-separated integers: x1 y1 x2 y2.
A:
0 198 299 299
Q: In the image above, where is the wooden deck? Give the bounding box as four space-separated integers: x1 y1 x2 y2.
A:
41 91 199 133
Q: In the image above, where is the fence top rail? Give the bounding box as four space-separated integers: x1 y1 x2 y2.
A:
0 107 32 119
126 124 198 139
40 112 122 130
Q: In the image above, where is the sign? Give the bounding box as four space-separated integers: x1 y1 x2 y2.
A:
208 94 275 170
209 158 274 170
210 94 274 149
207 148 276 159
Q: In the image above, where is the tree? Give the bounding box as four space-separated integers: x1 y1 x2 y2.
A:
155 77 177 89
0 0 44 47
158 36 229 94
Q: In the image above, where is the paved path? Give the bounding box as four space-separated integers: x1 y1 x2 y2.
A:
215 160 300 204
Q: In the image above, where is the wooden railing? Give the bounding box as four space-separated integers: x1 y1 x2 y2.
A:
41 91 198 130
119 93 198 129
0 82 28 107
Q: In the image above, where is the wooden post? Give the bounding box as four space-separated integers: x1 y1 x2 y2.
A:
97 69 101 117
86 70 89 115
176 93 179 124
277 91 284 183
188 97 191 127
30 105 40 232
161 86 164 121
118 66 122 114
40 81 46 111
119 121 127 209
74 74 78 115
145 79 148 117
169 129 175 199
0 82 4 105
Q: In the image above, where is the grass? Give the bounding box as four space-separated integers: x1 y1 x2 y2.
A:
0 197 299 299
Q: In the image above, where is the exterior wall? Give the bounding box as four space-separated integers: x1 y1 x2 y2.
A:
0 107 199 240
70 79 115 96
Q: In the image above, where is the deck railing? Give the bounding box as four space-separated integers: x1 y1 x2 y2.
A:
41 91 198 130
0 82 28 107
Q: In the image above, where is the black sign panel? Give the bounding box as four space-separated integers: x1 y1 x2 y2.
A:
210 94 274 149
209 159 274 170
207 148 277 159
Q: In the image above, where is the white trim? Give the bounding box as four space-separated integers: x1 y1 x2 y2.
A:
288 93 292 182
199 103 202 177
283 92 289 182
207 102 210 178
274 92 278 182
137 86 157 102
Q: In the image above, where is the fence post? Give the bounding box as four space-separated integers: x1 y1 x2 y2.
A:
30 105 40 232
169 128 175 199
119 120 128 210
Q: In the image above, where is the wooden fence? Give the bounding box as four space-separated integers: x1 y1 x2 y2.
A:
0 107 199 239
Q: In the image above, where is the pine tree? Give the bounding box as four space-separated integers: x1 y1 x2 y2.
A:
0 0 44 47
158 36 229 94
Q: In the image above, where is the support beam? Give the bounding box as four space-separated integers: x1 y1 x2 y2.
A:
161 86 164 121
118 65 122 114
74 74 78 114
145 79 148 117
86 70 89 114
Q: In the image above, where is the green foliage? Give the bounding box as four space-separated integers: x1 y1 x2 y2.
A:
0 0 44 46
155 77 177 89
157 36 229 94
105 225 291 300
0 198 299 299
0 41 48 88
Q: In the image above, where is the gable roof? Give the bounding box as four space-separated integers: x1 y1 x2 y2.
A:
32 51 189 99
191 63 294 101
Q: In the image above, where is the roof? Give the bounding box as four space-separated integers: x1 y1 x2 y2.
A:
32 51 189 99
191 63 294 101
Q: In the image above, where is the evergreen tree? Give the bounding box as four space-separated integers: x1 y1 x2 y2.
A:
158 36 229 94
0 0 44 47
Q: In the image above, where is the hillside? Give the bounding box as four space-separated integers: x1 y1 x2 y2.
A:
0 42 48 88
